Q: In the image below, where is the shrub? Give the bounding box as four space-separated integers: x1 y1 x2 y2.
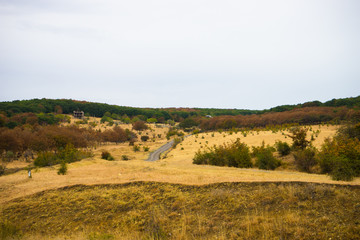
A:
121 155 130 160
34 151 58 167
193 139 252 168
318 135 360 180
57 161 68 175
141 135 150 142
293 148 317 173
132 121 148 131
287 127 311 150
0 164 6 176
330 156 355 181
275 141 291 156
133 145 140 152
101 151 114 161
173 137 182 149
253 144 280 170
143 146 150 152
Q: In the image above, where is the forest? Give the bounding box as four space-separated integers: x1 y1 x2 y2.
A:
0 95 359 122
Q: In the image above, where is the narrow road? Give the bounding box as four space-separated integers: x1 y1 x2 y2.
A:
146 140 174 161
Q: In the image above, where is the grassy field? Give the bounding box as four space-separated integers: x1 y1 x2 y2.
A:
1 120 360 239
1 182 360 239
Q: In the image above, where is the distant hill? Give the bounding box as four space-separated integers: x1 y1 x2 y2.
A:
0 96 359 124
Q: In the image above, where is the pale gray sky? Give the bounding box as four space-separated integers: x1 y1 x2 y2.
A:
0 0 359 109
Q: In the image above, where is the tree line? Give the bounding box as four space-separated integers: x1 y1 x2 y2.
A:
190 106 360 131
1 96 359 122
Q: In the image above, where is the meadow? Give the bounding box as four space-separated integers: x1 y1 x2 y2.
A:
1 117 360 239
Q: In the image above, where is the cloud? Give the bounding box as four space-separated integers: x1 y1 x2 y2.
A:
0 0 359 109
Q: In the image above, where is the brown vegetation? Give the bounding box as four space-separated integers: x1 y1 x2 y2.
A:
197 106 359 130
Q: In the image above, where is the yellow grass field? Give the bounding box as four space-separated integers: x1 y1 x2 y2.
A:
1 121 359 205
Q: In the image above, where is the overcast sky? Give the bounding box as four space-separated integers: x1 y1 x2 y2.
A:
0 0 359 109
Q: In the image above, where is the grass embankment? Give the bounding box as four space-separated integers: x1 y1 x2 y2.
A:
1 181 360 239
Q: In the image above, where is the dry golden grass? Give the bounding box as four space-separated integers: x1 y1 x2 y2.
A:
1 123 359 205
2 182 360 239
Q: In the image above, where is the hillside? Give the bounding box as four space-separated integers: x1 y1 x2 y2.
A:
1 182 360 239
1 95 359 119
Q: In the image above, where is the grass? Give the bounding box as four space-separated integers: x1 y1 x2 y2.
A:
1 181 360 239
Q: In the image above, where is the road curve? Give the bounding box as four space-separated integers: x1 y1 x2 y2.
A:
146 140 174 161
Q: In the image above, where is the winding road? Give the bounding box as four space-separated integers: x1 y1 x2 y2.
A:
146 140 174 161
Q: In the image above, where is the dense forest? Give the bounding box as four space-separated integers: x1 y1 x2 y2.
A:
1 95 360 119
0 96 359 130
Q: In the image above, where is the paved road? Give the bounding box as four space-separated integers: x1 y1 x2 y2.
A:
146 140 174 161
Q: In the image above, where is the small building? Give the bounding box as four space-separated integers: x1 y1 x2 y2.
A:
73 111 84 119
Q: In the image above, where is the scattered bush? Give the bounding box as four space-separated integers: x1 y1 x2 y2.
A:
293 147 317 173
275 141 291 156
330 156 355 181
133 145 140 152
132 121 148 131
193 139 252 168
101 151 114 161
143 146 150 152
141 135 150 142
0 164 6 176
318 135 360 181
253 144 280 170
121 155 130 160
287 127 311 150
57 161 68 175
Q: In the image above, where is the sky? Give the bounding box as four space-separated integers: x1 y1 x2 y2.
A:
0 0 359 110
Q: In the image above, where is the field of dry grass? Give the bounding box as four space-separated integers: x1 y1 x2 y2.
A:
1 182 360 239
1 119 360 239
1 122 359 205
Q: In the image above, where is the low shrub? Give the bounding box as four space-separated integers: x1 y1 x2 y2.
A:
293 148 317 173
193 139 252 168
0 164 5 176
143 146 150 152
253 144 280 170
318 135 360 180
141 135 150 142
275 141 291 156
330 156 355 181
34 144 92 167
57 161 68 175
101 151 114 161
133 145 140 152
121 155 130 160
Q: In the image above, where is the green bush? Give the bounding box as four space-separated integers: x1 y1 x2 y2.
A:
133 145 140 152
34 151 58 167
143 146 150 152
0 165 5 176
318 136 360 180
101 151 114 161
275 141 291 156
193 139 252 168
141 135 149 142
293 148 317 173
330 156 355 181
121 155 130 160
34 144 92 167
57 161 68 175
253 144 280 170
